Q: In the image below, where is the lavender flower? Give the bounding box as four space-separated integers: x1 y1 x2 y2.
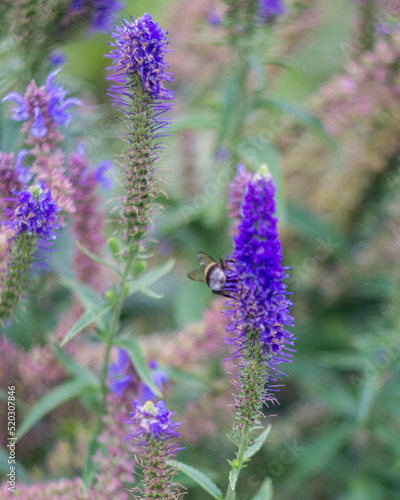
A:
259 0 286 20
2 69 81 141
90 0 125 33
125 400 183 498
223 165 294 426
106 14 174 244
67 0 124 34
229 167 294 358
107 13 173 101
108 348 134 397
5 182 60 240
108 349 168 400
0 183 61 326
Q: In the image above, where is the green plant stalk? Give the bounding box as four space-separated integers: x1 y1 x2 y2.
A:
225 422 251 500
83 241 138 488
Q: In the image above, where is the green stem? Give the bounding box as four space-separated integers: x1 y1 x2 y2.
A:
84 241 138 487
225 422 251 500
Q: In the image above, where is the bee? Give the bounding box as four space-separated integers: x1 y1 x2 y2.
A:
187 252 235 298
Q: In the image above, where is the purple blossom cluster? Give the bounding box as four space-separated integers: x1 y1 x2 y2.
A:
108 348 168 400
68 0 124 33
2 69 81 141
224 167 295 376
5 182 60 241
228 170 294 359
125 400 180 445
259 0 286 19
107 13 174 102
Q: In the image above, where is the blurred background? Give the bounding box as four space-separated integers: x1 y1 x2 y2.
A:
1 0 400 499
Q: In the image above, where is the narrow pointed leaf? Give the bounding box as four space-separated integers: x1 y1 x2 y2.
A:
128 258 175 296
76 242 122 276
244 424 272 461
60 303 112 347
251 478 273 500
255 98 335 150
59 275 108 331
15 379 96 441
116 337 162 398
169 460 223 500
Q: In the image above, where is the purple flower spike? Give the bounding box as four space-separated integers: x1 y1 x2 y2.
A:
227 166 294 359
5 181 61 240
124 400 183 497
125 400 180 443
107 13 174 101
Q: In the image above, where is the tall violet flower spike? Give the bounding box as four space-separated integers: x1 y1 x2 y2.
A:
106 14 174 245
0 182 61 327
125 400 183 498
225 164 295 428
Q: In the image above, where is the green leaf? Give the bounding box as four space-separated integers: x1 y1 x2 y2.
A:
59 276 107 331
59 303 112 347
0 446 31 484
172 113 218 133
128 258 175 297
285 425 354 493
243 425 272 461
251 478 273 500
76 242 121 276
15 379 96 441
255 98 335 150
217 75 241 147
134 283 164 299
287 203 346 257
116 337 162 399
169 460 223 500
357 374 385 425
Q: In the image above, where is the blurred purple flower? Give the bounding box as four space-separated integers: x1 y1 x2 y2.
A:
259 0 286 19
49 50 67 67
139 360 168 401
90 0 125 32
108 348 133 397
94 160 113 190
15 150 33 184
2 69 81 139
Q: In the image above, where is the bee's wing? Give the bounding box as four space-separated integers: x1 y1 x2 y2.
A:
187 269 206 282
197 252 216 272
